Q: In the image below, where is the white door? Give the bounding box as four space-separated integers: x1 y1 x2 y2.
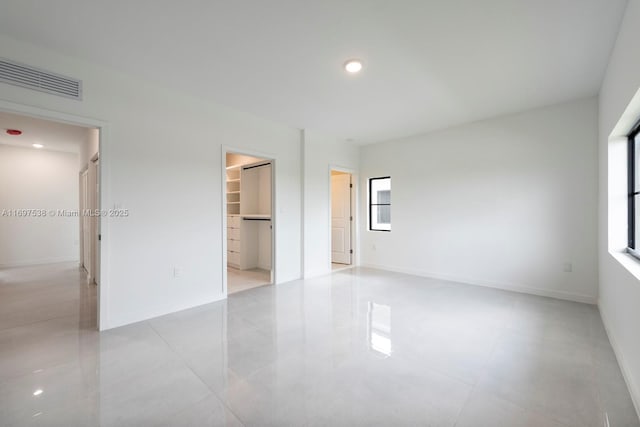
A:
331 173 351 264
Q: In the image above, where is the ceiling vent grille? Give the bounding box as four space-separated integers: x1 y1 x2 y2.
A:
0 58 82 100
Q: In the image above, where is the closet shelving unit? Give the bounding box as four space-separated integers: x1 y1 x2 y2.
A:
226 165 241 268
226 166 241 214
226 160 273 271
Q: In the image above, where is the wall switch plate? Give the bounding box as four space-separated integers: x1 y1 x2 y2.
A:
563 262 572 273
173 267 183 278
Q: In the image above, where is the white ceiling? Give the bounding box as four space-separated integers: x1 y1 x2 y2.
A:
0 111 87 153
0 0 628 144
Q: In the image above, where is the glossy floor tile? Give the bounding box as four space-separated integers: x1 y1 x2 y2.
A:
0 263 638 426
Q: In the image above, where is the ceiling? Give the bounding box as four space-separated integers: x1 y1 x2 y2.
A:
0 0 628 144
0 111 87 153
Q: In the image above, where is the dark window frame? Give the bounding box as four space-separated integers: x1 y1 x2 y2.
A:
628 120 640 260
369 176 391 232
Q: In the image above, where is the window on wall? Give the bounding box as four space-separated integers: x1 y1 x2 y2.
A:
629 123 640 259
369 177 391 231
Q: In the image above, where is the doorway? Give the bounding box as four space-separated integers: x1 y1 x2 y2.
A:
331 170 353 270
0 110 100 330
224 151 274 294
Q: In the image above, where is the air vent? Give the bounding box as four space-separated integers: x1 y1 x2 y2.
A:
0 58 82 100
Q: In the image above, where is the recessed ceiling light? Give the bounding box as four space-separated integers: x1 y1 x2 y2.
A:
33 389 43 396
344 59 363 74
32 144 44 149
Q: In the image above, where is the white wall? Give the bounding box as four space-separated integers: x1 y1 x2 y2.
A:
599 0 640 414
360 98 599 303
303 130 359 278
0 145 79 266
0 34 301 330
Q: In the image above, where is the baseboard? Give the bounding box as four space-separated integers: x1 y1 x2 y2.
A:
360 263 597 304
598 303 640 421
104 293 227 331
0 257 79 268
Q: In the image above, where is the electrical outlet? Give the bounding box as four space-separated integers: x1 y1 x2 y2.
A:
173 267 183 278
372 244 377 251
563 262 572 273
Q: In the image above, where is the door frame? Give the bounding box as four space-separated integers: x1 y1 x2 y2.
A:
90 153 100 286
221 145 277 297
328 165 358 271
78 155 99 284
0 99 110 330
79 167 89 274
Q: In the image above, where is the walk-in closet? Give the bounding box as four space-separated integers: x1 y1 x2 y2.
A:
225 152 273 293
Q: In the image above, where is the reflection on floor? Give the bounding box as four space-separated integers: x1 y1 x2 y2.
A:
0 264 638 426
227 267 271 294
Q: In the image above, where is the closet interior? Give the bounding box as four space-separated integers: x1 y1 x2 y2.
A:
226 152 273 294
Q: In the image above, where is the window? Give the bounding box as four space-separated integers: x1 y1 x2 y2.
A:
369 177 391 231
628 123 640 259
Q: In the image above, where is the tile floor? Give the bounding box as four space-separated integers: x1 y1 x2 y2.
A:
227 268 271 294
0 263 638 426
